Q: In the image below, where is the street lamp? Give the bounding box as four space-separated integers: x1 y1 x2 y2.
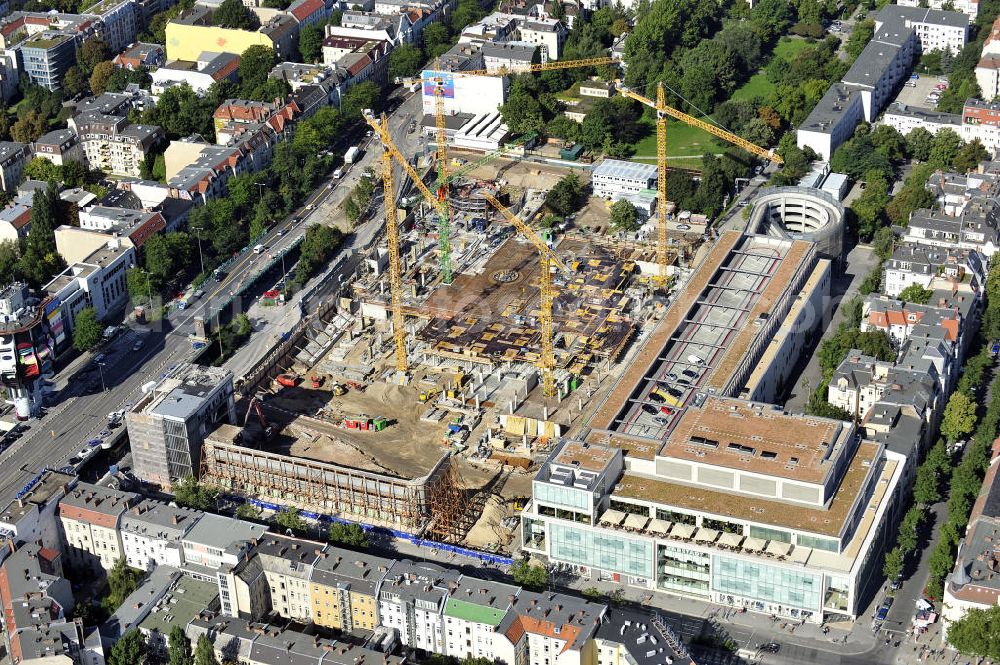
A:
96 362 107 393
193 228 205 276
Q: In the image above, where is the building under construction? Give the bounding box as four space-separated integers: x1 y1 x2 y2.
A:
200 423 481 541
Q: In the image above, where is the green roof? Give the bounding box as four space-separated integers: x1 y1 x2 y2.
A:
443 597 507 626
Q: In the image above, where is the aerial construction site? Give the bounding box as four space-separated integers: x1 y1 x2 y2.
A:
199 60 786 550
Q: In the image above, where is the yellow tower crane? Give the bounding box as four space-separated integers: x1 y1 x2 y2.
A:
425 56 617 283
480 193 568 397
364 109 569 397
618 83 784 282
374 112 408 374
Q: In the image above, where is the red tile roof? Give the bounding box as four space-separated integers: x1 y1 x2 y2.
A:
290 0 324 22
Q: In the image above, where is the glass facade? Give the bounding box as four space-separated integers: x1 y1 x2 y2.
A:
711 555 821 612
534 482 592 512
748 525 792 543
797 533 840 552
549 523 653 579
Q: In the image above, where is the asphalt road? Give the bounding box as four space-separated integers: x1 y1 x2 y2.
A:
0 91 426 503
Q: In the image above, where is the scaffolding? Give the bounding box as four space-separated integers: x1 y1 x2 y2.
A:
425 462 486 544
199 429 453 533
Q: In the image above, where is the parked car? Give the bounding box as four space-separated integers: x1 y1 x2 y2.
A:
641 403 658 415
873 597 894 627
648 391 666 404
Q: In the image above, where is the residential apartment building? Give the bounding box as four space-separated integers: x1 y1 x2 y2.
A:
255 535 319 623
799 6 968 159
310 547 387 631
43 237 136 333
83 0 139 52
113 41 165 69
880 103 962 137
0 142 28 192
883 242 986 298
0 542 78 665
186 615 408 665
943 439 1000 629
900 203 1000 258
72 112 163 177
376 559 460 652
165 7 292 62
120 499 203 571
828 350 897 421
126 363 237 489
0 470 73 551
493 590 607 665
442 578 519 660
182 512 266 573
0 203 31 245
151 51 240 95
976 54 1000 101
32 129 82 166
898 0 978 18
518 18 567 60
57 484 138 573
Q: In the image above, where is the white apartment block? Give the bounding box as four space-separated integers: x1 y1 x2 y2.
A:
441 579 518 660
119 499 202 571
897 0 978 19
880 103 962 136
519 18 567 60
71 112 163 177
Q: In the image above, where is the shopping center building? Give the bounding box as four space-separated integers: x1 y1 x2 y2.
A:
520 231 905 624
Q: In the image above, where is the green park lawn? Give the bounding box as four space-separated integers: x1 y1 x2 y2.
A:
630 118 724 168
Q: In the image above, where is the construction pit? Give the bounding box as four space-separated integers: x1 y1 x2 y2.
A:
211 164 699 548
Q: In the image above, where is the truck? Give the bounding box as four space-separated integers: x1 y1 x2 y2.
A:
344 146 361 164
276 374 300 388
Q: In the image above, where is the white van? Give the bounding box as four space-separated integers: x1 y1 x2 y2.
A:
254 244 265 254
687 354 704 365
333 168 343 179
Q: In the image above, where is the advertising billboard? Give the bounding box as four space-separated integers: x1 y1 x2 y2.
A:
422 71 456 99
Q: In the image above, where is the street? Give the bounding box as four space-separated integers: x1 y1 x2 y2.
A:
0 90 425 505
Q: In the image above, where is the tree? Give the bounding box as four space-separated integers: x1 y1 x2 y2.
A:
89 61 115 95
946 605 1000 658
870 124 907 161
168 625 194 665
274 506 308 534
389 43 424 80
341 81 382 121
62 160 86 187
213 0 259 29
882 546 904 581
851 171 890 241
64 65 88 98
234 502 260 521
913 463 942 505
194 635 219 665
610 199 639 233
0 241 18 284
239 45 277 95
546 172 586 217
844 19 874 62
423 22 451 58
108 629 147 665
72 307 102 352
298 23 324 63
77 39 110 75
328 522 370 548
953 139 989 173
898 284 933 304
11 111 46 143
906 127 934 162
173 475 218 511
22 157 61 183
511 560 548 590
105 557 141 611
928 128 964 169
941 391 977 442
